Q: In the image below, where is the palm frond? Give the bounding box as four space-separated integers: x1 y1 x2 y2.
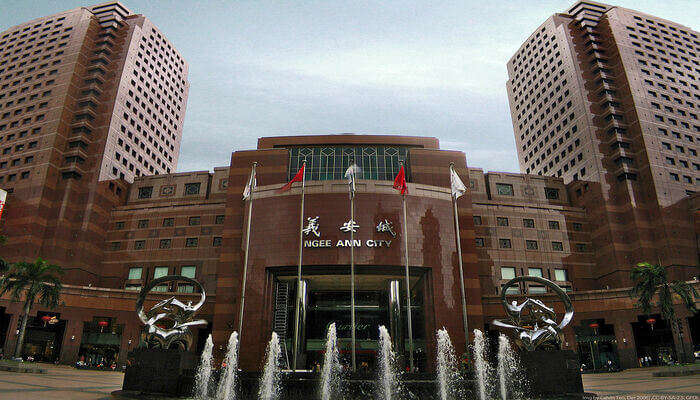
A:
670 281 698 314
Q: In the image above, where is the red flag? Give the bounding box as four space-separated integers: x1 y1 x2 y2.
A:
393 165 407 195
277 163 305 193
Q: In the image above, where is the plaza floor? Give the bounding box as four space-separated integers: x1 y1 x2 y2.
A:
0 364 697 399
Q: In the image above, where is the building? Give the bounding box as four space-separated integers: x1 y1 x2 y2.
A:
505 1 698 288
0 1 697 373
0 2 189 285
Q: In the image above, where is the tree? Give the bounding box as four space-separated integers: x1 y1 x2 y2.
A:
0 258 63 359
630 262 698 362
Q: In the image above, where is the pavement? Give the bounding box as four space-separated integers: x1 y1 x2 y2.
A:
582 366 700 399
0 364 697 399
0 364 123 399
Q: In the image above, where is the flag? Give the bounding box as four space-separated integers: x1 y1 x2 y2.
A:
450 165 467 199
344 164 359 198
393 165 407 195
0 188 6 222
243 166 257 200
277 163 305 193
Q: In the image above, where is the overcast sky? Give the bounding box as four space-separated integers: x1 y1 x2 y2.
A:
2 1 697 173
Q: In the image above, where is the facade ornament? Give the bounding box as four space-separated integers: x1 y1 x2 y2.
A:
492 276 574 351
302 216 321 237
135 275 207 350
376 219 396 237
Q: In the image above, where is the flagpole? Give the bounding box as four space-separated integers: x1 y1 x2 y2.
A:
292 160 306 371
349 162 357 372
238 162 257 343
401 161 415 372
450 163 469 351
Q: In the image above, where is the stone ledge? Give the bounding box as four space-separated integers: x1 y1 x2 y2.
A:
0 361 46 373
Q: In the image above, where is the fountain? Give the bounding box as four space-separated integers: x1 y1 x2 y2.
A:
258 332 282 400
194 335 214 399
377 325 399 400
436 328 460 400
218 331 240 400
319 323 341 400
497 334 520 400
473 329 492 400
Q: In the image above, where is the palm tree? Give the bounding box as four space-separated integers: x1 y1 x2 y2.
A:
630 262 698 362
0 258 63 359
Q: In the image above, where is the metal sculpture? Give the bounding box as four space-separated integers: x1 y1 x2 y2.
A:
135 275 207 350
492 276 574 351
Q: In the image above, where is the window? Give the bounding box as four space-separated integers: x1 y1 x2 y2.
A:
162 217 174 227
502 285 520 295
496 183 514 196
115 221 125 230
548 220 560 230
554 269 568 281
499 238 512 249
177 284 194 293
473 215 482 225
526 240 538 250
138 186 153 199
180 265 196 278
497 217 509 226
575 243 587 252
529 285 547 294
159 239 171 249
189 216 201 226
528 267 543 277
523 218 535 228
125 284 142 291
501 267 516 280
110 242 121 251
134 240 145 250
544 187 559 199
184 182 200 195
215 215 225 224
475 238 484 247
185 237 198 247
127 267 142 280
137 219 148 229
552 241 563 251
212 237 222 247
153 266 169 278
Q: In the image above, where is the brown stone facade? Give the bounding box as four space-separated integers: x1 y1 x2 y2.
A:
1 134 698 371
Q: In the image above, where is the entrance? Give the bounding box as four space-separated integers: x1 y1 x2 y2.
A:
78 318 122 369
22 312 65 362
0 307 11 356
631 314 675 366
575 319 620 372
272 266 427 372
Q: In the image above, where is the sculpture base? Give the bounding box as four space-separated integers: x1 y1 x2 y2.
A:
121 348 197 397
520 350 584 398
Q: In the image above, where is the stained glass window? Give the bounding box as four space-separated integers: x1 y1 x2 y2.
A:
287 145 412 182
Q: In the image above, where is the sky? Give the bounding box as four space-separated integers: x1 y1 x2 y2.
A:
1 1 698 174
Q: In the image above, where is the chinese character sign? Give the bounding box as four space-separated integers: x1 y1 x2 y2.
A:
302 216 321 237
376 219 396 237
0 188 6 222
339 219 360 233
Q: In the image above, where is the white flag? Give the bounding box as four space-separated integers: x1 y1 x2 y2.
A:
243 167 256 200
0 188 6 222
344 164 359 198
450 166 467 199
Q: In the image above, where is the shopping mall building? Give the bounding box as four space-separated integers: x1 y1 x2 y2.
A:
0 134 697 372
0 1 698 373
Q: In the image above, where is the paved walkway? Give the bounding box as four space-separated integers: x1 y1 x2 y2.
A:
0 364 123 399
0 364 698 399
582 366 700 399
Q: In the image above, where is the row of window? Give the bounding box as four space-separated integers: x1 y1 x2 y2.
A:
136 182 202 199
125 265 196 293
137 38 186 98
477 237 588 252
131 68 181 132
111 236 222 251
114 213 223 230
475 215 582 231
499 266 571 294
0 170 30 183
493 183 560 200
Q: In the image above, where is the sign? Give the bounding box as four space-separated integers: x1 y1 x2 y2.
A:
302 216 395 248
0 188 6 222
